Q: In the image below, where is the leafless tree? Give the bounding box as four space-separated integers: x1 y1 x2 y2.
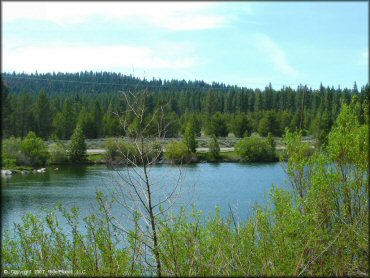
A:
105 88 188 276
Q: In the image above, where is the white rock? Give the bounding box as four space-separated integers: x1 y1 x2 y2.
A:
1 170 12 176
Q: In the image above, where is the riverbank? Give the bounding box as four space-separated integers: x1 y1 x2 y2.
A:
2 149 283 177
3 134 315 176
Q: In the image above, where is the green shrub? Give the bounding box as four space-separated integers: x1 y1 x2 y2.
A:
105 138 119 161
235 134 276 162
106 139 138 162
208 135 220 161
2 137 22 167
20 132 49 166
164 141 191 164
49 142 69 164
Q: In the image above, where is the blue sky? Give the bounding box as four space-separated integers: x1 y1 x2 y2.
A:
2 1 368 89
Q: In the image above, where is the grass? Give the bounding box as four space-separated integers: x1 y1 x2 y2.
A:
219 151 239 161
86 153 106 164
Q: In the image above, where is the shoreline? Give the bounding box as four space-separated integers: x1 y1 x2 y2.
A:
2 153 282 177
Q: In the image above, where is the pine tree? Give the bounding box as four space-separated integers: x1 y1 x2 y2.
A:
1 81 13 138
69 125 87 162
183 122 197 153
231 113 251 138
34 91 52 139
206 112 228 137
208 135 220 160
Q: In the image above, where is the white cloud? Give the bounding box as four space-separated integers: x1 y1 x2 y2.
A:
2 43 198 73
254 33 300 78
3 2 228 30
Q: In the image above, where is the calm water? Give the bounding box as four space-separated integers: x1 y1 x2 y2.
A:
2 163 289 234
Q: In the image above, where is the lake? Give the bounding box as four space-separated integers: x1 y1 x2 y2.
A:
2 163 289 236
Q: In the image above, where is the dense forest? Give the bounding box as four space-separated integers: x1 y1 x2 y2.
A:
1 72 368 144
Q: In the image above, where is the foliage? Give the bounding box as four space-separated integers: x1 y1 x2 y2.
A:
2 137 22 167
205 112 228 137
266 132 275 148
2 100 368 275
180 113 202 137
281 129 313 197
208 135 220 160
231 113 252 137
53 97 76 140
1 75 369 276
2 194 130 276
235 134 276 162
34 91 52 139
19 132 49 166
183 121 198 153
49 141 69 164
2 72 368 143
105 138 139 163
2 81 13 138
102 104 121 137
69 125 87 162
164 141 191 164
258 110 281 136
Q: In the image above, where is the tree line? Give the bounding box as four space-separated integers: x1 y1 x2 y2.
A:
2 72 368 144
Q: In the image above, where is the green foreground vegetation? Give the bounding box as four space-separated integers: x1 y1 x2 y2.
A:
2 100 368 276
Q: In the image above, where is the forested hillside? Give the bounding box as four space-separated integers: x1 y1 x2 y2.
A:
2 72 368 142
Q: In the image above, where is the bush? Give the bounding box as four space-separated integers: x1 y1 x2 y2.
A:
2 137 23 167
164 141 191 164
105 138 139 163
49 142 69 164
235 134 276 162
20 132 49 166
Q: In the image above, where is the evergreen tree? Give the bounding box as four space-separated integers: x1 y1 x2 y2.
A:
34 91 52 139
258 111 280 137
1 81 13 138
183 122 197 153
267 132 275 148
102 102 121 137
231 113 251 138
69 125 87 162
77 107 95 138
208 135 220 160
17 93 35 139
206 112 228 137
92 101 103 138
53 97 76 139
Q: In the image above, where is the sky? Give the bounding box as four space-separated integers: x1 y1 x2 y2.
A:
2 1 369 89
